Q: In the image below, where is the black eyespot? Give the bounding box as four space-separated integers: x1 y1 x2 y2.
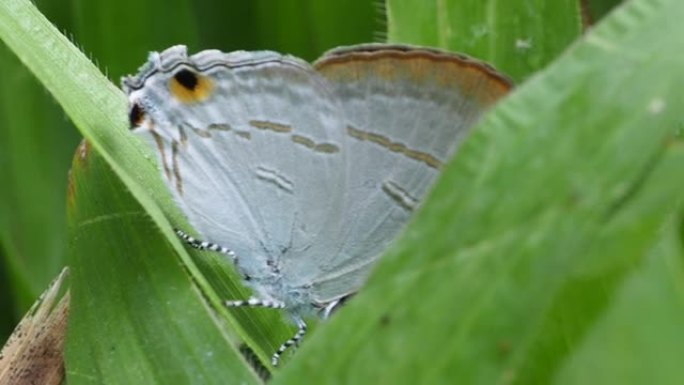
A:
128 103 144 129
173 69 198 90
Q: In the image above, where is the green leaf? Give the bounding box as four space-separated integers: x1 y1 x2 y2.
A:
556 190 684 385
66 142 259 384
386 0 583 80
275 0 684 383
3 0 682 383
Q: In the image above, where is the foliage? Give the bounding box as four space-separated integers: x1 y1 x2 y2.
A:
1 0 682 384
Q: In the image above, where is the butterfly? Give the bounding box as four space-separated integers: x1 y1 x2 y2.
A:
123 43 510 366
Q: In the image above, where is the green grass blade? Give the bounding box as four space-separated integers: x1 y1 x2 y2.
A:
275 0 684 383
386 0 582 80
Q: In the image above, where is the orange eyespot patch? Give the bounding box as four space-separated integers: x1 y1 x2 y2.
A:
168 69 214 103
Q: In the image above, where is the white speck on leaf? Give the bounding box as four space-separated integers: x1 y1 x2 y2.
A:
470 25 489 40
515 38 532 51
648 98 666 114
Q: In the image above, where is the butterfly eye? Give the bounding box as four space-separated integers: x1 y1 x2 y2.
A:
168 68 214 103
128 102 145 129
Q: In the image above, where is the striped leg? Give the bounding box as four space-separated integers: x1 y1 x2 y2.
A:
175 228 238 265
225 298 305 366
271 317 307 367
225 297 286 309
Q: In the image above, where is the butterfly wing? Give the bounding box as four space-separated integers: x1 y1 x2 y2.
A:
124 44 511 310
290 44 512 305
124 46 349 294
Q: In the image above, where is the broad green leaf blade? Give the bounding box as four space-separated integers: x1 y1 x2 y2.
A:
556 176 684 385
66 142 258 384
386 0 582 80
275 0 684 383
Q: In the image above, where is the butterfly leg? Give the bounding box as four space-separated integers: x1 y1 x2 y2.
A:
271 317 307 367
175 228 238 265
224 299 306 366
225 297 286 309
176 228 307 366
